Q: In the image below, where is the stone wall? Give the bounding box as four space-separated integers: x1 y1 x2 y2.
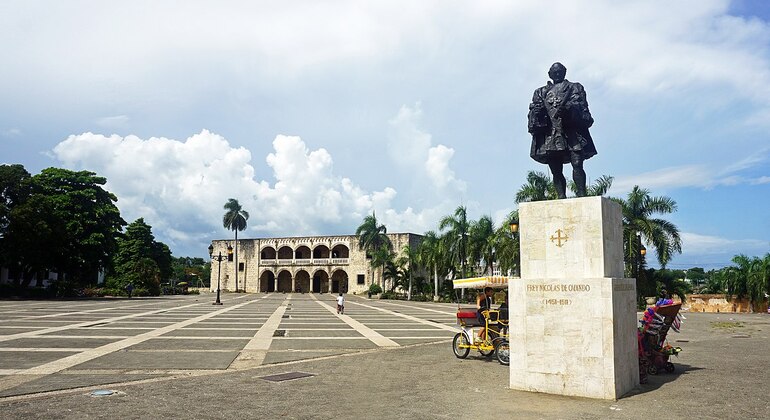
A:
679 294 769 313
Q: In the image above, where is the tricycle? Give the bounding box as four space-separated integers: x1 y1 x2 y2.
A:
450 276 510 366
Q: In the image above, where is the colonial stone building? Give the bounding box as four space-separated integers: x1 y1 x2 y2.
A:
209 233 422 294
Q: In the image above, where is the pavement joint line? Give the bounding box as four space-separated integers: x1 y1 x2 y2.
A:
0 338 451 403
15 302 164 320
0 300 221 343
228 295 290 369
274 337 372 340
310 294 399 347
0 296 265 392
344 300 460 333
0 348 91 352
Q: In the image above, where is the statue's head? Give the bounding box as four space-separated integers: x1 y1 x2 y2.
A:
548 62 567 83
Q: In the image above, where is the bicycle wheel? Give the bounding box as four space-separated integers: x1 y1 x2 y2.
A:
495 339 510 366
452 333 470 359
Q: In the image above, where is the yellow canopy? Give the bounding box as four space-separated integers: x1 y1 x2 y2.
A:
452 276 511 289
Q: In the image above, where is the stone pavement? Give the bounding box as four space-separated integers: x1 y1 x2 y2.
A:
0 293 459 398
0 294 769 419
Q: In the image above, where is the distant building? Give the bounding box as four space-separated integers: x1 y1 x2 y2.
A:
209 233 422 294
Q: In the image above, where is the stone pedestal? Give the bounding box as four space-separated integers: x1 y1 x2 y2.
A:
509 197 639 400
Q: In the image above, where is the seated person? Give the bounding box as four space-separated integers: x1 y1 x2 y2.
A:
476 287 494 338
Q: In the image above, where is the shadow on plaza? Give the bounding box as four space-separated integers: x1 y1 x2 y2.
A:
624 362 704 397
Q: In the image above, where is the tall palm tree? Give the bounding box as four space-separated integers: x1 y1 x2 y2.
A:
469 215 496 276
222 198 249 292
612 186 682 274
418 230 443 301
515 171 557 203
439 206 471 279
355 212 392 289
399 245 418 300
571 175 615 197
726 253 770 311
495 211 520 277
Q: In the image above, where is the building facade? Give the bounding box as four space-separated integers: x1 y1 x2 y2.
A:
209 233 422 294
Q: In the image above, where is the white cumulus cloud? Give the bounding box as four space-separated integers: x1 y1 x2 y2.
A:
51 130 462 256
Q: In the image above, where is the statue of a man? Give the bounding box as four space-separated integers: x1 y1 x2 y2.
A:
528 62 597 198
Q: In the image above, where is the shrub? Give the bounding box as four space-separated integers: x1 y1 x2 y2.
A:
380 290 399 300
367 284 383 295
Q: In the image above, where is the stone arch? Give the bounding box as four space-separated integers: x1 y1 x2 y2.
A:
331 269 349 294
294 269 310 293
277 269 292 292
277 246 293 259
259 270 275 293
331 244 350 258
295 245 311 259
260 246 276 259
311 269 329 293
312 245 330 258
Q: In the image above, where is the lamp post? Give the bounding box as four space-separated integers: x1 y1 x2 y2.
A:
509 220 520 278
208 243 233 306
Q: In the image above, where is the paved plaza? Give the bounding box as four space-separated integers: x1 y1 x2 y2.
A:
0 293 459 398
0 294 768 419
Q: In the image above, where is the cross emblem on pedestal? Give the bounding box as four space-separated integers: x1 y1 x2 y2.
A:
550 229 569 247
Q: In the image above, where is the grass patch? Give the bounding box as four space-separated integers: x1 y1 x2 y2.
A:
711 321 745 330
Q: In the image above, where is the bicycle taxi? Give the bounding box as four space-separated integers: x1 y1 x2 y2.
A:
451 276 510 366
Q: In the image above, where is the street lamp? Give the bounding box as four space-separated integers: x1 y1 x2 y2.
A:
509 220 520 278
208 243 233 305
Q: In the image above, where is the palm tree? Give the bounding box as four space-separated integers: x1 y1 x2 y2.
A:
572 175 614 197
399 245 418 300
517 171 614 203
222 198 249 292
515 171 557 203
725 253 770 311
612 186 682 274
418 230 443 301
495 211 520 277
355 212 392 289
469 215 496 276
439 206 471 279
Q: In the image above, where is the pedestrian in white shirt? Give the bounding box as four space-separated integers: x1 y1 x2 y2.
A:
336 293 345 314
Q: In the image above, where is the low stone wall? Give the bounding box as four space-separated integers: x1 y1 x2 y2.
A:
679 294 769 313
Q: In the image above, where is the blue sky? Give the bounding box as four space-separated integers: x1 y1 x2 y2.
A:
1 0 769 270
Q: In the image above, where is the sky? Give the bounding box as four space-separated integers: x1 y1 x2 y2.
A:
1 0 769 270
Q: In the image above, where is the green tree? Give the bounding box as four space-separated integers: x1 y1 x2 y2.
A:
355 212 392 289
651 268 691 302
31 168 125 284
439 206 471 278
494 211 520 277
724 253 770 311
110 218 170 295
612 186 682 274
468 215 496 276
516 171 614 203
418 230 446 300
399 244 418 300
222 198 249 292
0 164 32 234
515 171 557 203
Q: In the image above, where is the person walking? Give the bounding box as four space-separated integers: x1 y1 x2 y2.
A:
336 293 345 315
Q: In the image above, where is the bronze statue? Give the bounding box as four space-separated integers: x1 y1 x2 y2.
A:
528 62 597 198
